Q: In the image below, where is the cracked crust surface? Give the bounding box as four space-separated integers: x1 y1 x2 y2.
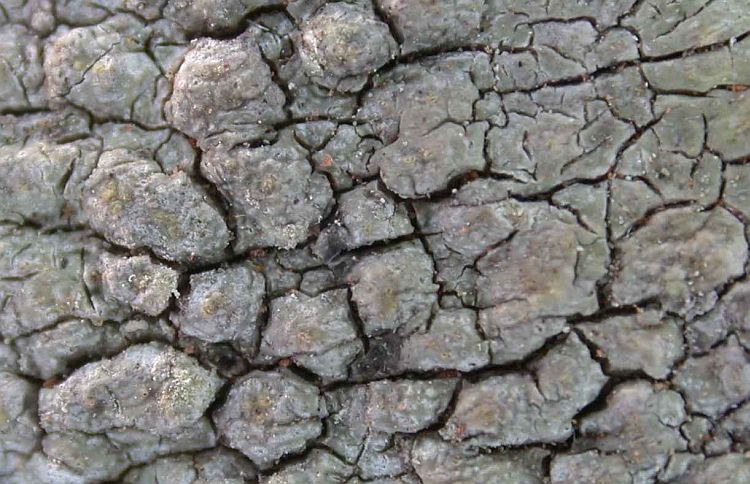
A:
2 0 750 482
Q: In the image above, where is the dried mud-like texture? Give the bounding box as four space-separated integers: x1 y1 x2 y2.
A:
2 1 750 482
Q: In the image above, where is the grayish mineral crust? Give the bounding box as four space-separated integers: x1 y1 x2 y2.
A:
551 451 633 484
100 253 179 316
687 280 750 353
347 241 438 336
672 453 750 484
39 343 222 434
172 263 265 354
441 334 606 446
82 150 230 264
575 380 687 480
376 0 483 55
365 378 456 434
166 33 286 149
262 449 353 484
577 310 684 379
487 84 634 193
122 448 257 483
314 181 413 260
373 121 487 198
202 132 333 251
610 207 747 318
44 15 168 126
673 336 750 419
0 142 80 226
298 3 396 93
0 372 41 477
0 227 126 339
398 309 490 373
24 343 221 481
258 289 361 381
13 318 174 379
213 369 327 469
3 1 750 481
412 434 549 484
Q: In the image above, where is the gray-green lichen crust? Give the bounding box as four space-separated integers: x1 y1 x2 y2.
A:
2 0 750 482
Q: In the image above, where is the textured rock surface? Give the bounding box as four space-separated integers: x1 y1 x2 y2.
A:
412 434 549 484
298 3 396 93
674 337 750 419
441 334 606 447
347 241 438 336
575 380 688 481
171 263 265 354
610 207 747 319
202 132 333 251
577 310 684 379
314 180 413 260
122 448 257 483
44 15 168 126
100 253 179 316
213 369 326 469
39 343 222 434
3 1 750 482
258 289 361 381
83 150 231 264
166 33 286 149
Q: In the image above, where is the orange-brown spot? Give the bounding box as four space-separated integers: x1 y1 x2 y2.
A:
320 153 334 168
42 377 61 388
438 370 460 379
61 203 76 221
247 248 267 258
